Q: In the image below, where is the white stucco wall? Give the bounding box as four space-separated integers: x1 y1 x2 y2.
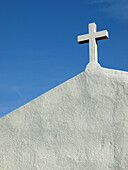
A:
0 62 128 170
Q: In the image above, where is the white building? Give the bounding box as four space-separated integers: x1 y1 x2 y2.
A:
0 23 128 170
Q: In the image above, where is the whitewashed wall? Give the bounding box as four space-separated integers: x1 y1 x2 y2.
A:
0 62 128 170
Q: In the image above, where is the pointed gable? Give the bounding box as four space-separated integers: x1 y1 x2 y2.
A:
0 62 128 169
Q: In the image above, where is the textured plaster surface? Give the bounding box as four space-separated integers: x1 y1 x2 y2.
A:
0 62 128 170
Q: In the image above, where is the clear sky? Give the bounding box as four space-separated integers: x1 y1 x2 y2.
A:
0 0 128 118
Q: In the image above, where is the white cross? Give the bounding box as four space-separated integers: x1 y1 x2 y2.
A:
77 22 109 62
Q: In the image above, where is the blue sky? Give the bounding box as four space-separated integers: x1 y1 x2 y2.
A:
0 0 128 118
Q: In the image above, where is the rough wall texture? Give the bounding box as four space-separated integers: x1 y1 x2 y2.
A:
0 62 128 170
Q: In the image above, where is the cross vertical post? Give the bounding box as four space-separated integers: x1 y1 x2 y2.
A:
89 23 98 62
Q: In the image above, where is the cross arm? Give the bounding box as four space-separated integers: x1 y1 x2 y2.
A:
95 30 109 41
77 34 90 44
